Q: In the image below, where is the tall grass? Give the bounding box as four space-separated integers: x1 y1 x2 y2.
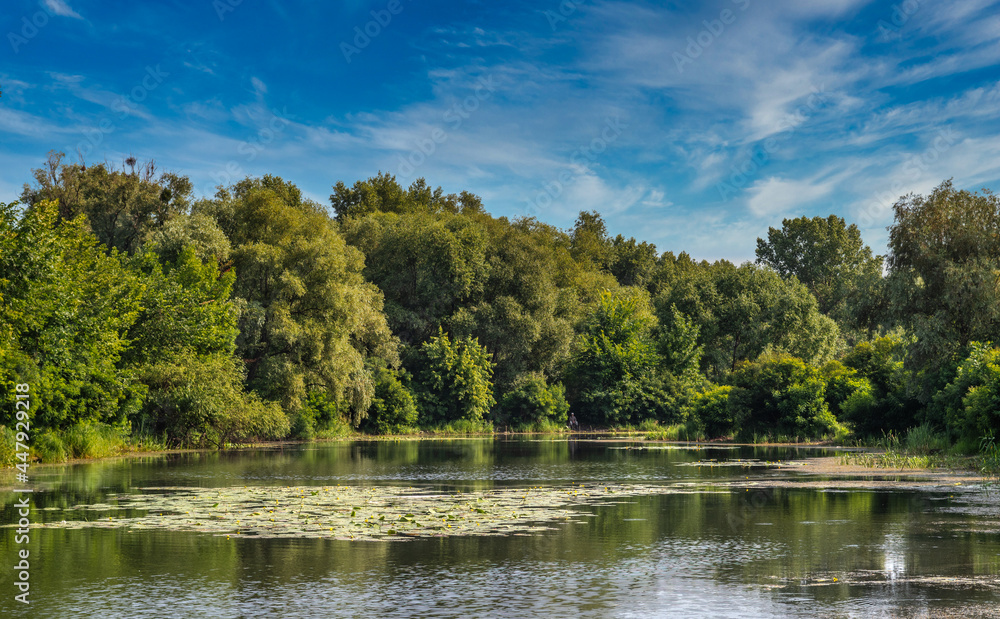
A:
980 434 1000 479
0 425 18 466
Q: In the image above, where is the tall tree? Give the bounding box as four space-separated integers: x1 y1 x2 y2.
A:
201 176 398 424
755 214 883 333
330 172 483 221
0 200 144 430
21 151 192 254
886 180 1000 393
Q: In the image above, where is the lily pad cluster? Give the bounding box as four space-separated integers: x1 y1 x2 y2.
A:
27 483 677 541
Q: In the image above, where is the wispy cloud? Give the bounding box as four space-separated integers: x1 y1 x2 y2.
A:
43 0 82 19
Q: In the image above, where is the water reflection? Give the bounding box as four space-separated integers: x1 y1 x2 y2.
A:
1 439 997 618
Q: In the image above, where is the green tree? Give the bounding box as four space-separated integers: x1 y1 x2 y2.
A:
755 215 883 331
569 210 613 269
494 373 569 429
930 343 1000 445
727 354 843 440
21 152 192 254
838 334 919 435
411 329 495 425
330 172 483 221
659 262 839 378
201 176 398 425
361 368 419 435
568 289 662 426
886 180 1000 397
341 211 490 346
0 200 144 430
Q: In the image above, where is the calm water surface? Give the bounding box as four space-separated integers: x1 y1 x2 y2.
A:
2 439 998 618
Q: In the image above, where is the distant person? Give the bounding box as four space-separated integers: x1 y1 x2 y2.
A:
568 413 579 431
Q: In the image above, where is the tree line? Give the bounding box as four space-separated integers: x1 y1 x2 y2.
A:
1 152 998 458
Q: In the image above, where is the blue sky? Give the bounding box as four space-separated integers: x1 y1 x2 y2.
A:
3 0 1000 261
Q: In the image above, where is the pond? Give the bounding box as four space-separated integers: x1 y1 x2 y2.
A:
2 439 998 618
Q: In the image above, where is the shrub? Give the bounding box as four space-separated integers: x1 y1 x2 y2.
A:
932 343 1000 443
412 329 495 425
728 354 844 441
841 335 918 435
688 385 733 439
136 353 289 447
495 374 569 430
363 368 419 435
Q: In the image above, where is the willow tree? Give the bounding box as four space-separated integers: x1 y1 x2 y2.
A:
887 180 1000 397
201 176 398 425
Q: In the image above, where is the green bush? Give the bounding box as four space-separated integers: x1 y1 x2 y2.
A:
932 343 1000 443
33 431 68 463
568 290 659 426
728 354 844 441
363 369 419 435
840 335 918 435
688 385 733 439
412 329 495 425
495 374 569 430
136 353 289 447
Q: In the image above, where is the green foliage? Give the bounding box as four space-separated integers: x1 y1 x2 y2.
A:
887 180 1000 393
331 173 483 220
61 422 130 459
495 373 569 430
839 335 918 435
820 360 871 418
21 151 192 254
688 385 734 439
33 431 68 463
932 343 1000 443
341 211 490 346
363 369 419 435
728 354 843 440
123 246 238 365
569 289 664 426
203 175 398 424
412 329 495 425
904 423 950 454
135 353 289 447
657 261 840 379
756 214 885 335
0 426 16 466
146 211 231 265
0 199 144 432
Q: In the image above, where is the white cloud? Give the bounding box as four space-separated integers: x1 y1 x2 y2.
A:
746 176 834 217
43 0 82 19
